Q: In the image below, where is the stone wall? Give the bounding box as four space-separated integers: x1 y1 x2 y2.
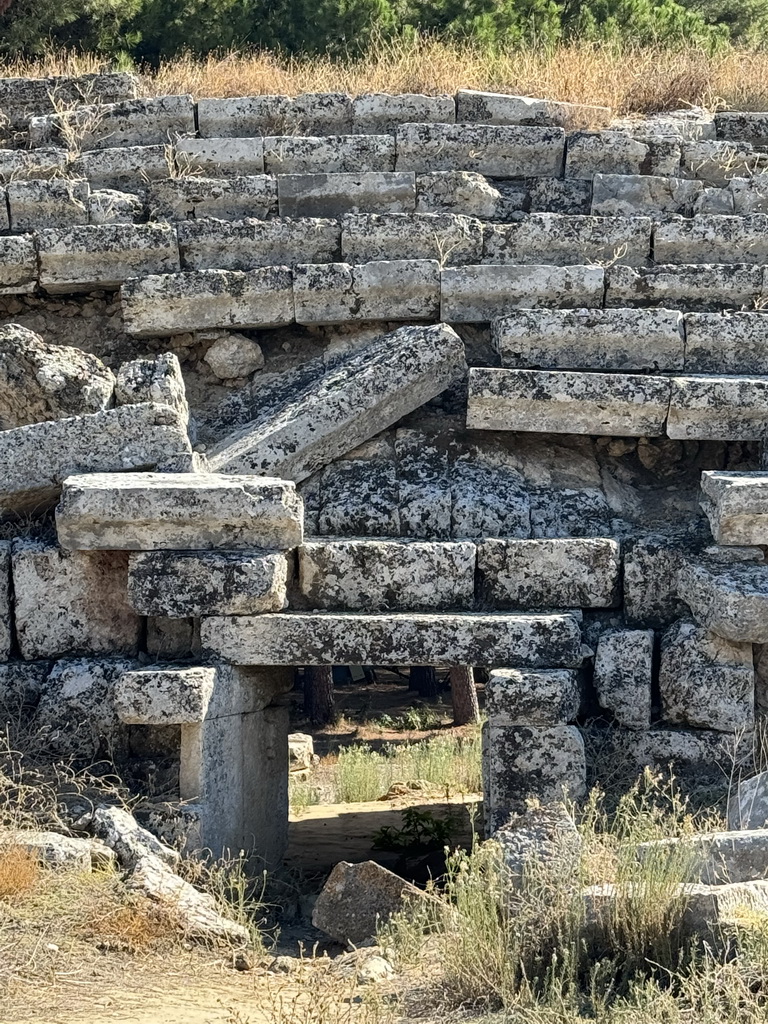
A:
1 74 766 858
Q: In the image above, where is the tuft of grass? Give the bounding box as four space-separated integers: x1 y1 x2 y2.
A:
0 844 40 900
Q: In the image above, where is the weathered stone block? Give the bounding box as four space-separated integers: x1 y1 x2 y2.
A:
115 666 215 725
395 428 451 539
617 726 737 771
396 122 564 176
728 771 768 829
654 215 768 264
115 352 188 429
728 174 768 214
277 172 416 218
174 137 264 177
0 72 137 125
530 487 611 538
623 537 687 627
659 620 754 732
0 660 50 711
528 176 593 214
201 611 583 667
74 145 168 191
415 171 511 219
682 140 768 183
486 668 581 726
715 111 768 144
684 311 768 374
147 176 277 222
87 188 143 224
12 542 140 659
668 375 768 441
678 557 768 643
209 323 465 482
340 212 482 265
0 148 68 181
197 92 352 138
318 456 400 537
293 260 440 324
312 860 421 945
637 830 768 885
591 173 702 216
177 217 340 271
121 268 294 337
695 187 736 214
701 471 768 546
7 179 89 232
565 131 680 178
481 214 651 267
30 95 195 150
466 367 670 437
56 472 302 551
352 93 455 133
298 539 476 611
264 134 395 173
594 629 653 730
0 236 37 295
605 264 763 310
492 307 684 372
451 459 531 539
441 264 604 321
457 90 610 128
477 538 620 609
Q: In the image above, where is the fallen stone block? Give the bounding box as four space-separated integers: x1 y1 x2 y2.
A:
298 538 476 611
293 260 440 324
481 214 651 267
605 263 763 310
466 367 670 437
115 666 215 725
352 93 455 133
486 668 580 726
491 803 582 882
29 95 195 151
678 557 768 643
196 92 352 137
728 771 768 829
147 175 278 222
340 212 482 265
684 311 768 374
700 471 768 546
0 72 138 126
636 830 768 884
74 144 168 191
2 830 103 873
715 111 768 144
87 188 144 224
659 620 753 732
0 236 37 295
667 375 768 440
264 134 395 173
396 122 564 176
175 137 264 177
121 268 294 336
492 307 684 372
415 170 513 219
177 217 340 272
288 732 315 772
456 90 610 128
565 131 680 178
654 214 768 264
0 147 68 180
594 629 653 730
209 323 465 481
591 173 702 216
277 171 416 217
56 472 303 551
90 805 179 869
441 264 604 321
313 860 423 945
115 352 188 429
7 178 89 232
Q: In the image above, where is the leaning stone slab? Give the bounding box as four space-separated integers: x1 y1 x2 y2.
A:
492 307 684 372
29 95 195 151
121 268 294 337
685 312 768 374
441 264 604 321
700 471 768 546
0 236 37 295
482 214 651 267
396 123 564 176
115 666 215 725
175 137 264 177
637 830 768 884
264 134 395 173
594 629 653 730
486 668 580 726
456 90 610 128
277 171 416 218
147 175 277 222
177 216 340 271
298 539 476 611
196 92 352 138
565 131 680 179
293 260 439 324
201 611 583 667
74 145 168 191
341 212 482 265
0 403 191 515
209 323 465 481
678 557 768 643
56 473 303 551
313 860 422 945
466 367 670 437
591 173 702 216
668 375 768 441
127 550 288 617
477 538 620 608
38 224 180 293
605 264 763 310
352 93 455 133
654 215 768 264
7 178 89 232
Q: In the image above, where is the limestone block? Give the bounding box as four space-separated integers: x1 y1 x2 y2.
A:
395 428 451 539
659 620 754 732
115 666 215 725
288 732 314 771
56 472 302 551
613 108 716 142
728 174 768 214
466 367 670 437
277 171 416 218
415 171 511 219
30 95 195 150
264 134 394 173
7 179 89 232
685 311 768 374
481 214 651 267
340 212 482 266
115 353 188 429
605 264 763 311
623 537 687 627
298 539 476 611
591 173 702 216
637 830 768 885
715 111 768 144
695 187 735 214
667 375 768 441
4 830 100 873
701 471 768 545
486 668 580 726
197 92 352 138
147 176 277 222
312 860 421 945
594 629 653 730
0 236 37 295
318 457 400 536
456 90 610 128
74 145 168 191
450 459 531 539
678 558 768 643
128 550 287 617
654 215 768 264
0 661 50 711
682 140 768 183
13 542 140 659
0 403 191 515
177 217 340 271
565 131 681 179
492 307 684 372
0 542 10 661
352 93 455 134
396 122 564 176
0 147 68 181
0 324 115 430
209 323 465 482
87 189 143 224
528 177 593 214
121 268 294 337
0 72 137 125
175 137 264 177
37 224 180 293
530 487 611 538
293 260 440 324
441 264 604 321
611 726 735 771
477 538 620 609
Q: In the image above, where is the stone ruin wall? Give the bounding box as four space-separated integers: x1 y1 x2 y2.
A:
1 72 767 860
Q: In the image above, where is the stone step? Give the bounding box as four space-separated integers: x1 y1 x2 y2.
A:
340 212 482 266
0 72 138 126
677 555 768 643
55 472 303 551
28 94 195 150
565 131 681 179
277 172 416 218
605 263 765 310
147 176 278 222
456 90 611 129
441 264 604 321
178 217 341 272
394 123 565 177
200 611 583 667
654 215 768 264
481 214 650 266
700 470 768 545
591 173 702 216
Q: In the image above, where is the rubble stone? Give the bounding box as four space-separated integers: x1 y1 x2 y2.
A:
594 629 654 730
486 668 581 726
441 264 604 321
203 332 264 379
313 860 422 945
396 123 565 176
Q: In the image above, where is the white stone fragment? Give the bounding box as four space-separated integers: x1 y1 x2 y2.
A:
341 212 482 265
701 471 768 545
203 332 264 378
277 172 416 217
605 264 763 310
175 137 264 176
565 131 680 178
678 557 768 643
0 236 37 295
486 668 581 726
115 666 215 725
667 375 768 441
293 260 440 324
7 178 89 232
441 264 604 321
457 90 610 127
74 145 168 190
396 123 564 176
352 93 455 133
591 173 702 216
685 312 768 374
482 214 651 267
177 217 340 272
594 630 653 730
147 176 277 221
264 134 395 173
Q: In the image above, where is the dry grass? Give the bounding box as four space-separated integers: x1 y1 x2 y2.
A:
0 844 40 900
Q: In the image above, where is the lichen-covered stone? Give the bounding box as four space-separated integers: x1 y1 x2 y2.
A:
318 456 400 537
0 147 68 181
615 726 737 771
682 139 768 182
678 557 768 643
396 123 565 176
728 174 768 214
174 137 264 177
457 90 610 128
441 264 604 321
395 429 451 539
196 93 352 137
605 263 763 310
352 93 455 133
482 214 651 266
530 487 611 538
341 212 482 265
115 352 188 430
312 860 421 945
277 171 416 217
715 111 768 144
7 179 89 232
147 176 278 222
684 311 768 374
293 260 440 324
565 131 680 178
486 668 581 726
591 173 702 215
0 660 50 711
0 72 137 125
668 375 768 440
87 188 144 224
451 459 532 539
74 145 168 191
30 95 195 151
115 666 215 725
0 236 37 295
623 537 687 628
654 215 768 264
701 471 768 546
264 134 395 173
594 629 653 730
415 171 512 219
177 217 340 272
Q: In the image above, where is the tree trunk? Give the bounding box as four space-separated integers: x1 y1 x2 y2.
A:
303 665 335 726
410 666 439 700
450 666 480 726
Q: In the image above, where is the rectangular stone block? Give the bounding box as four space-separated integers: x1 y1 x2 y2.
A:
121 268 294 336
456 90 610 128
486 668 581 726
0 403 192 515
492 307 685 372
700 471 768 545
128 550 288 617
678 558 768 644
481 214 651 267
415 170 512 219
147 176 278 222
591 173 702 216
0 72 138 125
277 172 416 218
668 376 768 440
0 236 37 295
210 323 465 481
654 215 768 264
29 95 195 151
395 428 451 539
298 539 476 611
115 666 215 725
318 455 400 537
623 537 688 628
7 179 89 232
293 260 439 324
200 611 584 667
0 148 68 181
175 137 264 177
715 111 768 144
264 135 395 173
441 264 604 322
177 217 340 272
685 311 768 374
0 542 10 661
728 174 768 214
341 212 482 265
450 459 531 540
196 93 352 138
605 264 763 311
395 123 564 176
565 131 681 179
351 93 455 134
682 140 768 183
466 367 670 437
594 629 653 730
74 145 168 191
38 224 180 293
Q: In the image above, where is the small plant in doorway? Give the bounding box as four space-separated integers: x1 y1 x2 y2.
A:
372 806 458 855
